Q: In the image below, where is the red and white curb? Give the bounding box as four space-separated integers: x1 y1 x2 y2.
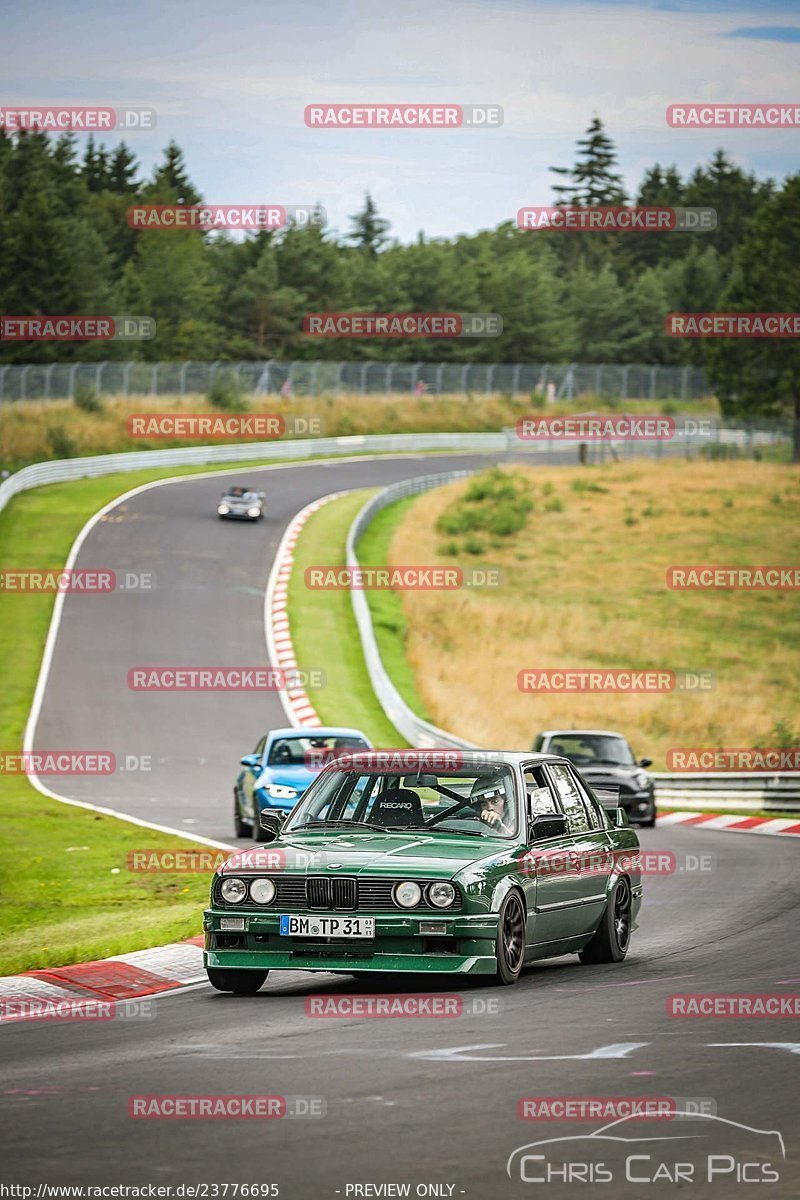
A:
658 810 800 837
264 490 353 727
0 937 206 1024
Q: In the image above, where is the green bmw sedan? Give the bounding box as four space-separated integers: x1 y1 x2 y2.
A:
203 749 643 991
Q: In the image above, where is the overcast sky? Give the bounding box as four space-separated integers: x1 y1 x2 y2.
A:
2 0 798 242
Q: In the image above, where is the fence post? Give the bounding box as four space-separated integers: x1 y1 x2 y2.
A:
360 362 369 394
436 363 444 394
151 363 159 396
411 362 421 393
621 365 629 402
649 366 657 401
44 363 55 400
20 364 30 401
487 363 496 393
96 362 106 393
0 365 8 401
123 362 131 398
179 361 189 398
386 362 394 394
461 363 469 394
68 363 79 400
681 366 689 403
512 364 521 395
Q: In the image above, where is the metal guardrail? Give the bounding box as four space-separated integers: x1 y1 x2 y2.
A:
0 432 509 517
346 472 480 750
653 774 800 813
0 359 713 402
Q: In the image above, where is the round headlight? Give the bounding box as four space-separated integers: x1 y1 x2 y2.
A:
247 507 260 517
427 881 456 909
393 880 422 909
249 878 276 905
217 504 229 515
220 877 246 904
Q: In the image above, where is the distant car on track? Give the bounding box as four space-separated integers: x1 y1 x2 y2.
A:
533 729 655 827
207 749 642 993
217 484 265 521
233 726 372 840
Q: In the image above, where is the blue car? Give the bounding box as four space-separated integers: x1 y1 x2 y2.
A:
233 726 372 841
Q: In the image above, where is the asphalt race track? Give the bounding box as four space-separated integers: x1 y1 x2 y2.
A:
5 451 800 1198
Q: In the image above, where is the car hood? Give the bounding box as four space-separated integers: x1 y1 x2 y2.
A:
219 831 512 878
575 763 640 781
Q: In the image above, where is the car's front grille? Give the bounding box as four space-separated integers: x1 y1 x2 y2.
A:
214 875 462 912
307 876 357 911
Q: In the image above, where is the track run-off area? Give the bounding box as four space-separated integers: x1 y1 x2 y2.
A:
4 452 799 1198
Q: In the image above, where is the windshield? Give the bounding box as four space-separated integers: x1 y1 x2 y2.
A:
267 735 369 768
548 734 635 767
284 766 519 838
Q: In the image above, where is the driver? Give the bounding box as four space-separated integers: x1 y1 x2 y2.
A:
471 778 513 835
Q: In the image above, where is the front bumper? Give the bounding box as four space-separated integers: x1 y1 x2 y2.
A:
203 908 500 975
621 793 656 824
220 510 259 521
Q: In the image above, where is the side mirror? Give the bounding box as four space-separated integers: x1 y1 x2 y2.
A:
639 757 653 768
241 754 260 768
528 813 568 841
258 809 286 840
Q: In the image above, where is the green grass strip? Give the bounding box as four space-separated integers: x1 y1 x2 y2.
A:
287 492 408 748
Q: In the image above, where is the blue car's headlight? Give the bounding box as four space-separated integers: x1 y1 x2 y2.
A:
265 783 298 801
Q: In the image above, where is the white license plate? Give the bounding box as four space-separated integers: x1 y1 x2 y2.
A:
279 914 375 939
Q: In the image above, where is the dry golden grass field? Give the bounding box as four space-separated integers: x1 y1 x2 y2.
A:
388 460 800 765
0 391 715 469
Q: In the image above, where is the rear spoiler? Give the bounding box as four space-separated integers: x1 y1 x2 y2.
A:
593 786 620 808
593 786 629 827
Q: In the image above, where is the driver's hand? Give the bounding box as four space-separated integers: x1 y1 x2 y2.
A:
480 808 501 825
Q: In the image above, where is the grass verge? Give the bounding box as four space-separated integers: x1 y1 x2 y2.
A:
0 391 718 470
0 457 322 976
386 459 800 767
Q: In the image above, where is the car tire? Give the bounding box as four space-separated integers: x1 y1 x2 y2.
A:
579 876 632 965
642 815 656 829
207 968 268 995
233 790 249 839
494 890 526 985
